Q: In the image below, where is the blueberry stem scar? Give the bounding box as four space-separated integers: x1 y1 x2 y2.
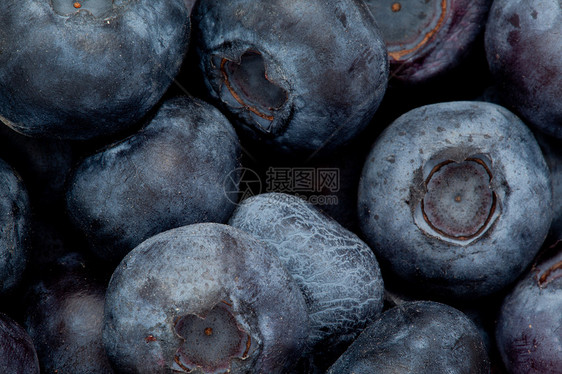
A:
220 51 287 126
221 55 275 121
173 301 253 372
388 0 447 60
421 157 497 241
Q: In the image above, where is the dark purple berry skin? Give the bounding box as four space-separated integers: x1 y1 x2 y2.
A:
191 0 388 154
365 0 492 85
66 96 241 263
496 246 562 374
24 253 113 374
358 101 552 301
0 157 31 295
0 313 40 374
327 301 490 374
485 0 562 138
103 223 309 374
229 193 384 372
0 0 190 140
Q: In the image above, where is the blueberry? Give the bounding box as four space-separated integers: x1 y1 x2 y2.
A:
66 96 241 263
102 223 309 373
190 0 388 154
229 193 385 372
0 0 190 139
326 301 490 373
24 253 113 374
485 0 562 138
0 157 31 295
495 244 562 373
365 0 492 84
382 284 506 371
0 313 40 374
358 101 552 300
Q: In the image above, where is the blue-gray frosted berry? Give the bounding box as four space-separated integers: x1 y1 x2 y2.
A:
103 223 309 374
191 0 388 154
358 101 552 300
66 96 241 263
327 301 490 373
0 0 190 139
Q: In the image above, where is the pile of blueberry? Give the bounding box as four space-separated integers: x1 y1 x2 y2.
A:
0 0 560 373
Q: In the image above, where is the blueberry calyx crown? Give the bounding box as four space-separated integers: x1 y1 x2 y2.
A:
414 154 501 245
370 0 448 61
172 300 253 373
217 50 288 135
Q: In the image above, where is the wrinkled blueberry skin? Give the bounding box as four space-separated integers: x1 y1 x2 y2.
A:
496 246 562 373
103 223 309 374
327 301 490 374
0 313 40 374
229 193 384 372
0 0 190 140
24 253 113 374
0 158 31 295
358 101 552 300
66 96 241 263
485 0 562 139
365 0 492 85
191 0 388 154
